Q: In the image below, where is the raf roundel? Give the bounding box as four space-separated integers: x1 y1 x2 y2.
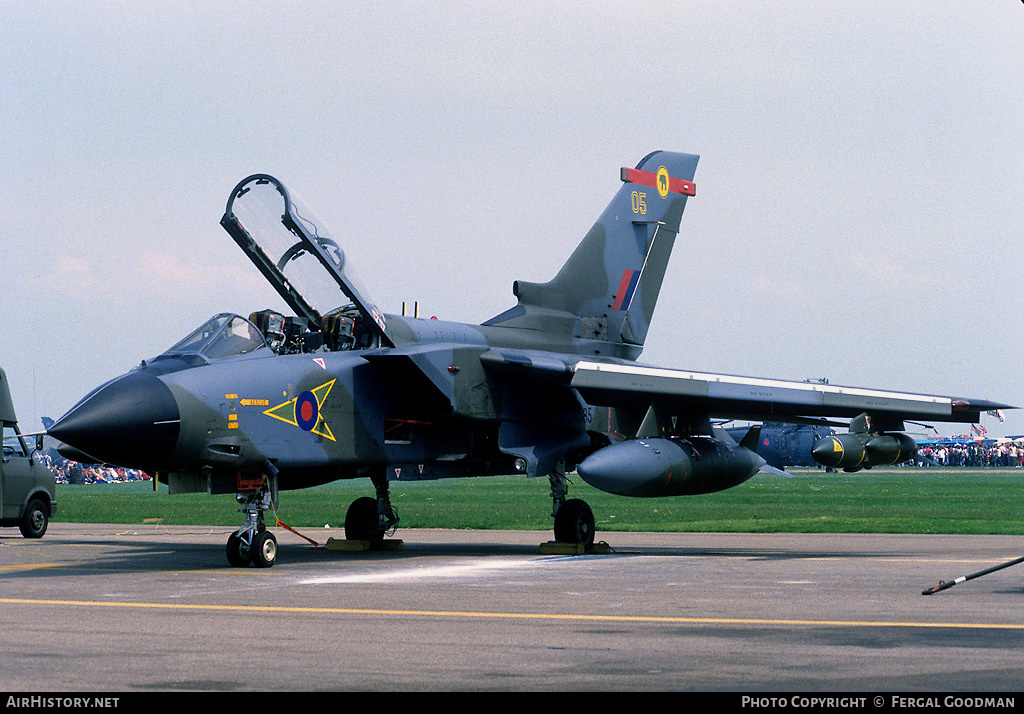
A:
295 391 319 432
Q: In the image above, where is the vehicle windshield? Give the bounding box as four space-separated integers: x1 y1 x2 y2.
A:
3 425 28 458
163 314 268 360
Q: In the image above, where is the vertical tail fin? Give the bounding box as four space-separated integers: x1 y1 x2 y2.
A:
485 151 699 357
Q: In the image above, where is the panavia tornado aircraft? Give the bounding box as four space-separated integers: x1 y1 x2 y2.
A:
46 151 1012 567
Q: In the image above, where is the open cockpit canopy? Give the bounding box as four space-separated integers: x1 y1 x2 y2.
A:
220 174 392 347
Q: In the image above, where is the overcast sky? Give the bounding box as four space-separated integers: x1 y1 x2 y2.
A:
2 1 1023 441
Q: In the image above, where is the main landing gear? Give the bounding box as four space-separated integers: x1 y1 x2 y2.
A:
226 483 278 568
550 465 595 550
337 467 594 551
342 469 399 544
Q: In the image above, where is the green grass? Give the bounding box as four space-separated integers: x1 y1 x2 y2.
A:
52 468 1024 535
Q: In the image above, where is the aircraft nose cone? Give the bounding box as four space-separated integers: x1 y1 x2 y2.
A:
811 437 841 467
48 370 180 469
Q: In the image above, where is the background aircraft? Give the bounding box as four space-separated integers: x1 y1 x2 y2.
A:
45 152 1011 567
724 421 835 471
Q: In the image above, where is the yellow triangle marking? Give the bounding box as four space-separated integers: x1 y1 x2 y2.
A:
264 398 298 426
312 379 336 408
313 416 336 442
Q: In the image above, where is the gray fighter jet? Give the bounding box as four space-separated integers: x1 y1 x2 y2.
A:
47 151 1011 566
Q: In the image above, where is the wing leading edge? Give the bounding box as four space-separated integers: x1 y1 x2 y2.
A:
570 361 1012 425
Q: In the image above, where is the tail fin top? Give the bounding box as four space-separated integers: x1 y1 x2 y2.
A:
485 151 698 356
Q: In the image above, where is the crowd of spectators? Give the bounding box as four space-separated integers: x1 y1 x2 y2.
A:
914 439 1024 468
36 452 150 484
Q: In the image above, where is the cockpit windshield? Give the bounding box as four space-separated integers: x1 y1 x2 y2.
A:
163 314 268 360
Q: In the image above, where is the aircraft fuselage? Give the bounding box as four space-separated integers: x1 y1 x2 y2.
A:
51 313 606 496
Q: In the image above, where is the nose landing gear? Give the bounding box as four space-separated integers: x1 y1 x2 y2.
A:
226 477 278 568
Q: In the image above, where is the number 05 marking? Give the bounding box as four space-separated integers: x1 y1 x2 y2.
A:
631 191 647 214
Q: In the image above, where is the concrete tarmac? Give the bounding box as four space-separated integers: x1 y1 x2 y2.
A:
1 524 1023 692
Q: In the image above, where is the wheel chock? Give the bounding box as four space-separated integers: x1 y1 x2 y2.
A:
539 541 611 555
324 538 404 551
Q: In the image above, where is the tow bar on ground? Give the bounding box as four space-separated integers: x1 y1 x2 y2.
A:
922 554 1024 595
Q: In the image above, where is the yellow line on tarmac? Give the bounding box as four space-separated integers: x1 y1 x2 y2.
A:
0 597 1022 631
0 563 67 573
0 562 224 575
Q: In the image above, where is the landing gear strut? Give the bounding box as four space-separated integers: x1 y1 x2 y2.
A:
550 465 595 549
344 469 399 543
226 483 278 568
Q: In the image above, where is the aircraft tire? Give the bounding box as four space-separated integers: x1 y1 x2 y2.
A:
226 532 251 567
344 496 379 541
251 530 277 568
554 498 595 549
19 498 48 539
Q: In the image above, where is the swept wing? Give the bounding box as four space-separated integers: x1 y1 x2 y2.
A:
570 360 1008 427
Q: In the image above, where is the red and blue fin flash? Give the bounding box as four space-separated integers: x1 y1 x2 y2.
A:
612 269 641 311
